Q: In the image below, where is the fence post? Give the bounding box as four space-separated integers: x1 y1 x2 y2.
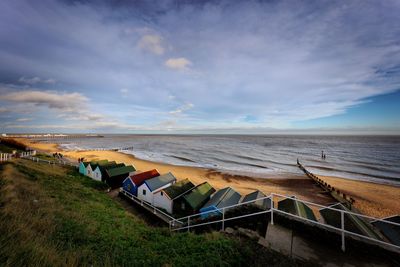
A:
222 208 225 231
271 194 274 225
341 210 345 252
187 217 190 233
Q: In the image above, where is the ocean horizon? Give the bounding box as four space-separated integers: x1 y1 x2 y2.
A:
37 134 400 186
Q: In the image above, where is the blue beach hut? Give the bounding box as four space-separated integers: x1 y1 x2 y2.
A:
79 162 89 175
122 169 160 196
199 187 241 219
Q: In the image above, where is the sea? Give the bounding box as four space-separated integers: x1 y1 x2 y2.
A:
42 135 400 186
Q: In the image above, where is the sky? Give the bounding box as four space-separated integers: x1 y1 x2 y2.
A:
0 0 399 134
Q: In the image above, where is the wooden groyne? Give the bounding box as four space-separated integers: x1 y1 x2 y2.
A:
71 146 134 152
297 159 355 209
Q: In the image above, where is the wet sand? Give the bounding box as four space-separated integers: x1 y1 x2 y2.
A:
18 137 400 218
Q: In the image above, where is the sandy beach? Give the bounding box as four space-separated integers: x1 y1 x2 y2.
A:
18 138 400 218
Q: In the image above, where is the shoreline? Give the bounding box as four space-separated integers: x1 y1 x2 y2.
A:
17 137 400 218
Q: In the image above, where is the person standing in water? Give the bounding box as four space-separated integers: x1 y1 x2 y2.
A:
321 150 324 159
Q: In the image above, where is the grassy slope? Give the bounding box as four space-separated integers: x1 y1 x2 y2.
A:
0 159 304 267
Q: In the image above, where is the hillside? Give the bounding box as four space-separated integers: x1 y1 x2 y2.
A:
0 159 306 266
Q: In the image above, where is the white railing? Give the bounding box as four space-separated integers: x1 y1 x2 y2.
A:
170 193 400 254
119 188 184 226
24 156 78 167
0 153 13 162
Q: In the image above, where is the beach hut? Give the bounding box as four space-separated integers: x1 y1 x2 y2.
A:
199 187 241 219
174 182 216 216
153 179 195 214
85 163 94 177
137 172 177 205
92 161 119 182
241 190 271 210
89 160 109 180
122 169 160 196
277 196 317 221
320 203 383 240
79 162 89 175
105 165 136 188
372 215 400 246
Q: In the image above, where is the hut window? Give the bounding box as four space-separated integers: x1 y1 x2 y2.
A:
161 192 163 196
143 189 146 195
181 202 185 210
127 184 131 191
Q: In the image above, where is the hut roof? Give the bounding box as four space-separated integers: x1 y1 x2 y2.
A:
130 169 160 185
161 179 195 200
372 215 400 246
90 159 108 168
278 197 316 221
202 187 241 209
242 190 271 209
183 182 216 210
106 165 136 178
320 203 382 239
242 190 266 202
82 162 90 167
144 172 176 192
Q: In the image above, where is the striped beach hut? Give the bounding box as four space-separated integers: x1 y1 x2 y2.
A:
137 172 176 205
175 182 216 216
153 179 195 214
200 187 241 219
122 169 160 196
277 196 317 221
105 165 136 188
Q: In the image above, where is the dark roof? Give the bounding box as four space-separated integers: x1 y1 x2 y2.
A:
243 190 265 202
202 187 241 209
90 160 109 169
95 161 116 170
130 169 160 185
278 197 316 221
372 215 400 246
82 162 90 167
144 172 176 192
162 179 195 200
242 190 271 209
106 165 135 178
320 203 382 239
183 182 216 210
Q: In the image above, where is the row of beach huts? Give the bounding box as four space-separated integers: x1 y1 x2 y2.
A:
78 159 269 218
78 159 400 247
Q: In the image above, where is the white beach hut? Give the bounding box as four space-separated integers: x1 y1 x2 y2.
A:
137 172 177 205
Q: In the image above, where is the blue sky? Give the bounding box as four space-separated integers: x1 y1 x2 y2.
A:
0 0 399 134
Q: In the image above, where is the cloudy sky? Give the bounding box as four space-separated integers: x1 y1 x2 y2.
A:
0 0 399 134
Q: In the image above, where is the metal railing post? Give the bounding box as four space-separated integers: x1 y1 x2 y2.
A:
271 194 274 225
341 210 345 252
222 208 225 231
187 217 190 232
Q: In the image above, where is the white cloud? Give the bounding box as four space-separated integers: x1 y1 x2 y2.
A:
0 90 87 111
169 102 194 115
19 77 56 85
16 118 32 122
137 34 165 55
19 76 41 84
165 57 192 70
120 88 129 94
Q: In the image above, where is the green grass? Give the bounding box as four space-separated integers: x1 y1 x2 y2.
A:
0 159 306 267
